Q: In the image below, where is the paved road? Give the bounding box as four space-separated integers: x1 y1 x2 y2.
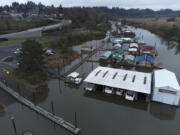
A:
0 20 71 39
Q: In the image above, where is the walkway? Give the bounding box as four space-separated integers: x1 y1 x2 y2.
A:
0 81 80 134
64 41 106 76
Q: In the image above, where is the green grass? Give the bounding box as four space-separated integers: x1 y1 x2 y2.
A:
125 18 180 43
5 69 49 85
0 39 25 46
0 35 55 46
0 103 6 112
4 70 27 85
0 62 14 69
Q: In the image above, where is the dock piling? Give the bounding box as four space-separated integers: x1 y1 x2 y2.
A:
11 117 17 135
75 112 77 128
51 100 55 115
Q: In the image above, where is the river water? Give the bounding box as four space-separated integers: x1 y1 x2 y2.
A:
0 25 180 135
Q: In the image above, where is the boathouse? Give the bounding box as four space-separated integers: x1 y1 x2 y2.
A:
84 66 152 100
152 69 180 106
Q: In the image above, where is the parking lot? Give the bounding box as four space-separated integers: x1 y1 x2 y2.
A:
0 43 21 68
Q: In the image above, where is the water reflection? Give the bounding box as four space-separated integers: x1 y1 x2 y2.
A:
29 85 50 104
84 91 177 120
162 40 180 55
0 89 16 117
150 102 177 120
131 26 180 55
65 83 81 89
84 91 148 111
175 44 180 54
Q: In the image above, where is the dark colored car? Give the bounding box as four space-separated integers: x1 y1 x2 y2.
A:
2 56 13 62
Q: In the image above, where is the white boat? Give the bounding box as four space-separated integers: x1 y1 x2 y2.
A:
66 72 82 85
112 39 123 44
104 87 113 94
121 37 132 43
115 89 124 96
84 83 95 91
129 43 139 48
113 44 122 50
125 91 136 101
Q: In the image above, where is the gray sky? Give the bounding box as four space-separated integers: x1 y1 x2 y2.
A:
0 0 180 10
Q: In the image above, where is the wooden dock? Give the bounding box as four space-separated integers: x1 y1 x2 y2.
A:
98 48 115 51
64 42 106 76
0 81 80 134
86 59 162 69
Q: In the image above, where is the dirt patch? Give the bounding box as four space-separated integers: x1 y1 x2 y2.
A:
44 52 80 70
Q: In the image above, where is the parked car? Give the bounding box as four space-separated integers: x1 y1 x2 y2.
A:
14 48 21 55
104 87 113 94
43 48 55 56
1 56 13 62
125 91 136 101
45 49 55 56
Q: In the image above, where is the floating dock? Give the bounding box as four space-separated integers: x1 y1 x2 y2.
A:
86 59 162 69
0 81 80 134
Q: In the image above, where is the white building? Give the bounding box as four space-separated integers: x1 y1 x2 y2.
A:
84 66 152 96
152 69 180 106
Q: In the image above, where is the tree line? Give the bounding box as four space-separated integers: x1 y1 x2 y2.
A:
94 7 180 18
0 1 63 17
1 1 180 18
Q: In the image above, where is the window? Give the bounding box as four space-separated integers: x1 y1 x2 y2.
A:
159 89 176 95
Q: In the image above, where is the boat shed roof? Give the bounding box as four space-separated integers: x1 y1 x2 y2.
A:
68 72 79 78
84 66 152 94
154 69 180 91
130 43 139 48
101 51 112 57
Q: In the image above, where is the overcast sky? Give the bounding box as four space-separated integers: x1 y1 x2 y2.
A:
0 0 180 10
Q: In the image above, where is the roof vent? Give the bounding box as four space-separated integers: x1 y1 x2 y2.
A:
95 70 101 76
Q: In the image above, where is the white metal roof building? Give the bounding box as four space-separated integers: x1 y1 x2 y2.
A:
84 66 152 94
152 69 180 106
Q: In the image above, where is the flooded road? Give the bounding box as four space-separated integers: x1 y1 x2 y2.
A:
0 26 180 135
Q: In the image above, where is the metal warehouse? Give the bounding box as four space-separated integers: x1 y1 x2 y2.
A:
152 69 180 106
